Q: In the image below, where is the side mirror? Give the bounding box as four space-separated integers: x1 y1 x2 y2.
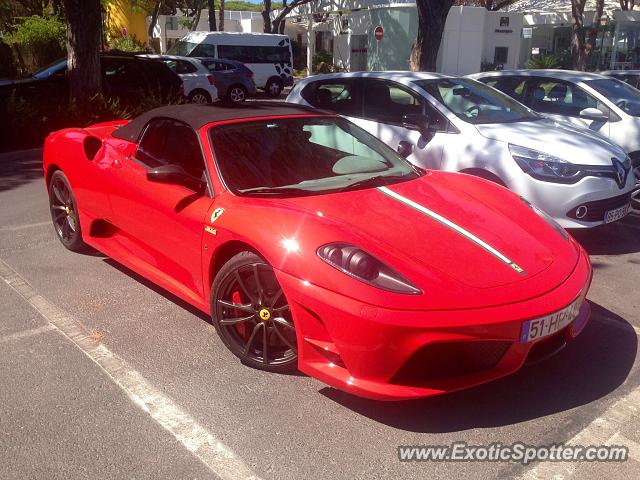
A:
579 107 608 121
402 113 437 138
147 164 205 191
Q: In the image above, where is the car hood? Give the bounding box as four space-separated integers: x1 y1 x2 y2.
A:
475 119 625 165
228 172 582 310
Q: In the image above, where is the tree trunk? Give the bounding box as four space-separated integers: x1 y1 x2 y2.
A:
572 0 588 71
410 0 453 72
148 1 162 44
63 0 102 103
219 0 225 31
619 0 637 10
191 0 204 31
208 0 217 31
262 0 272 33
586 0 604 67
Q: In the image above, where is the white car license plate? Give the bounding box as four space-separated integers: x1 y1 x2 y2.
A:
604 203 630 223
520 298 582 343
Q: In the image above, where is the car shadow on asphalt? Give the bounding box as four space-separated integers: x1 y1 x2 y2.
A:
570 211 640 255
101 256 307 377
319 302 637 433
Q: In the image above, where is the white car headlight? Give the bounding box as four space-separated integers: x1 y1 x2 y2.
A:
509 144 581 183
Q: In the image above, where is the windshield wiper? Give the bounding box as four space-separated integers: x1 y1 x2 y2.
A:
337 174 411 193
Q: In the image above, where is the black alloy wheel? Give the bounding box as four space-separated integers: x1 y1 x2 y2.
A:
49 170 85 251
211 252 297 373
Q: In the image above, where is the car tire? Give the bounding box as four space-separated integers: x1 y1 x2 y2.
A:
226 85 247 103
48 170 86 252
265 77 284 98
188 89 212 104
211 251 298 373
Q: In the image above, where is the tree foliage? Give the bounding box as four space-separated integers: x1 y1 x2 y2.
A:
5 14 66 50
456 0 519 10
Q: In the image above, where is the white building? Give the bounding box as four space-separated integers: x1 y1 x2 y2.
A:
150 2 640 74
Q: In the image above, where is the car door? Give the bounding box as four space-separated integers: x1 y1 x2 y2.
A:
523 77 611 138
107 119 214 299
355 79 447 170
207 61 232 96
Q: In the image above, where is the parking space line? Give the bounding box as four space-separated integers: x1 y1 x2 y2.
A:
606 432 640 462
0 258 262 480
0 324 55 344
517 384 640 479
0 221 51 232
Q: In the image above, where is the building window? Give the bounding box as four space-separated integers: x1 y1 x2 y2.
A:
494 47 508 64
165 16 179 31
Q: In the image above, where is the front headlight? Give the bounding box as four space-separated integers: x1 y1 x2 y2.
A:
520 197 569 241
509 144 581 183
317 243 421 294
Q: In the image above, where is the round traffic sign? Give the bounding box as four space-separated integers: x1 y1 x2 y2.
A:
374 25 384 41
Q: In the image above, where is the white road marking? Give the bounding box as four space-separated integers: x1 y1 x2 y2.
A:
517 380 640 479
0 258 262 480
606 432 640 462
0 324 55 344
0 221 51 232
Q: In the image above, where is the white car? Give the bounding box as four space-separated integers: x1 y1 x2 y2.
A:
287 72 635 228
468 69 640 209
139 54 218 104
167 32 294 97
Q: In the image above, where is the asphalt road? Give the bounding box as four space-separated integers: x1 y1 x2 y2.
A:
1 148 639 479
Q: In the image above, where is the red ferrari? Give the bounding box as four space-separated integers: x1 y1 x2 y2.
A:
43 104 592 400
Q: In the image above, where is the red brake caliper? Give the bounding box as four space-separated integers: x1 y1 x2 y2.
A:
232 291 247 337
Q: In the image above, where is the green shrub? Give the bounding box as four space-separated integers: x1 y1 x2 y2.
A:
108 34 146 53
5 15 66 75
313 50 341 74
6 15 66 50
526 54 561 69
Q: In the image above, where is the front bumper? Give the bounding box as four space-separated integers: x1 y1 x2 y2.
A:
506 168 635 228
275 249 592 401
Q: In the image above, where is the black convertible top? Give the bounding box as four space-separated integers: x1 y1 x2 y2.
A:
112 102 327 142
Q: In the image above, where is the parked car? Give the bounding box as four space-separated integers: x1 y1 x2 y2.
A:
0 53 183 105
196 58 256 103
167 31 293 97
138 54 218 104
600 70 640 89
287 72 635 228
44 103 592 401
469 69 640 211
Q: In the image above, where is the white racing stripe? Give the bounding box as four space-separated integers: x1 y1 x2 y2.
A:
377 186 524 273
0 258 262 480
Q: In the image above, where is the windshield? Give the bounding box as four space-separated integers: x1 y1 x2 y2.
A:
32 58 66 79
586 78 640 117
209 117 420 197
167 41 198 56
414 78 538 125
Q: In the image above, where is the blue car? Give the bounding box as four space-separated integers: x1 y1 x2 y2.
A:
195 58 257 103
